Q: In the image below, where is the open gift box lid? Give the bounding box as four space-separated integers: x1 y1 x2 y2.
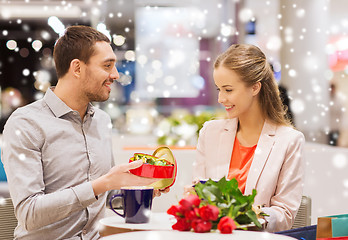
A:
129 147 177 189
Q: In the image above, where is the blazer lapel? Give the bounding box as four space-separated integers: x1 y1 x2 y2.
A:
244 120 276 195
216 119 238 178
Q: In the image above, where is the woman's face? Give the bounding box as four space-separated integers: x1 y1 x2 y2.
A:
213 66 260 119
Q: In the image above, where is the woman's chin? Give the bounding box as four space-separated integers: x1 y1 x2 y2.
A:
227 113 236 119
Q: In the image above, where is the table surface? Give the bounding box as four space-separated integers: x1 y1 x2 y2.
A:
99 212 269 238
100 230 296 240
99 212 266 232
99 212 174 232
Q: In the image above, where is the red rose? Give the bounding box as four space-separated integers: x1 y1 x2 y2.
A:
172 218 191 231
167 205 185 217
191 218 212 233
184 209 198 221
179 195 201 210
217 216 237 234
198 205 219 221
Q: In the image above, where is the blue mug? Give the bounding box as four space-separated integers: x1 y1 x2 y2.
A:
109 186 154 223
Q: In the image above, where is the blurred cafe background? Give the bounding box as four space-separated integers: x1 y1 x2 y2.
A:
1 0 348 228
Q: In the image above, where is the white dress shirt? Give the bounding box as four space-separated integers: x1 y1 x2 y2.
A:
1 88 114 239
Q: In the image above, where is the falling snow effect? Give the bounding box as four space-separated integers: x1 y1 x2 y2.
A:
0 0 348 223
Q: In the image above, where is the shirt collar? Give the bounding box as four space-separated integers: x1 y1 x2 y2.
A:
86 103 95 117
44 87 95 118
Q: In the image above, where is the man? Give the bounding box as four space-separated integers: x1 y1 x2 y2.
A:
1 25 159 239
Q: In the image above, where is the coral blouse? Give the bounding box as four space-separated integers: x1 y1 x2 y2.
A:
227 136 257 194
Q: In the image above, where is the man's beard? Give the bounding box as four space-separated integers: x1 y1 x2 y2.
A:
86 89 110 102
84 71 110 102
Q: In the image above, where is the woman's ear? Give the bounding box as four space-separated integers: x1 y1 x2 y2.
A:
252 82 261 96
70 59 81 78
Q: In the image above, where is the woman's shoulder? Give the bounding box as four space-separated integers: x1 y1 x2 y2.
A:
202 118 237 129
275 124 305 141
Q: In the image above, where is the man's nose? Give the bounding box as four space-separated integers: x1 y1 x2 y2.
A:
110 66 119 81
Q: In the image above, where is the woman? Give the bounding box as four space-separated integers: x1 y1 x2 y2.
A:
192 44 305 232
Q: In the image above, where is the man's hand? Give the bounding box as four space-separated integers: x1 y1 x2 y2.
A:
92 160 160 197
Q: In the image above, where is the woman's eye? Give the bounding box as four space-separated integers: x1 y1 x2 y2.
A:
216 88 220 92
225 89 233 92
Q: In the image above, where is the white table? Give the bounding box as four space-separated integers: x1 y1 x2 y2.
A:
100 230 296 240
99 212 266 237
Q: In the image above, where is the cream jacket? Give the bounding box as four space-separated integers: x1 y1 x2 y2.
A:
193 118 305 232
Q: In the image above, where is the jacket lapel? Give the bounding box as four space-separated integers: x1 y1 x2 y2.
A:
216 119 238 178
244 120 277 195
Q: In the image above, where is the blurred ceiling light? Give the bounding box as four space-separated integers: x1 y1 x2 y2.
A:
124 50 135 61
22 69 30 77
97 23 111 41
32 40 43 52
137 55 148 66
220 23 234 37
34 92 44 100
33 70 52 92
266 36 282 51
41 30 51 41
151 60 162 70
48 16 65 36
113 34 126 46
6 40 17 50
167 50 185 68
147 85 154 92
146 74 156 84
116 73 132 86
191 75 205 90
238 8 253 23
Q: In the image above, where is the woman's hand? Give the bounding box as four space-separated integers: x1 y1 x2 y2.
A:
153 187 170 198
183 184 196 197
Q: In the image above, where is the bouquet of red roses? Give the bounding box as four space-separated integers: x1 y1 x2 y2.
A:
167 177 264 234
167 194 237 233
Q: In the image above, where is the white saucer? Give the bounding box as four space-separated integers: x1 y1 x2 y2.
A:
99 212 174 231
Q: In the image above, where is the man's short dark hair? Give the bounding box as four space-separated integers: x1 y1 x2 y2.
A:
53 25 110 79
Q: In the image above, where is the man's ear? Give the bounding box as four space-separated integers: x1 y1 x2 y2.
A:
252 82 261 96
70 59 81 78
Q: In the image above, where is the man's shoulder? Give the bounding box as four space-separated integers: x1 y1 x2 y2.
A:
5 100 46 129
9 100 45 119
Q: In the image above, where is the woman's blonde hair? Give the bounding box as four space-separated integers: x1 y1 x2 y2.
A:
214 44 291 126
